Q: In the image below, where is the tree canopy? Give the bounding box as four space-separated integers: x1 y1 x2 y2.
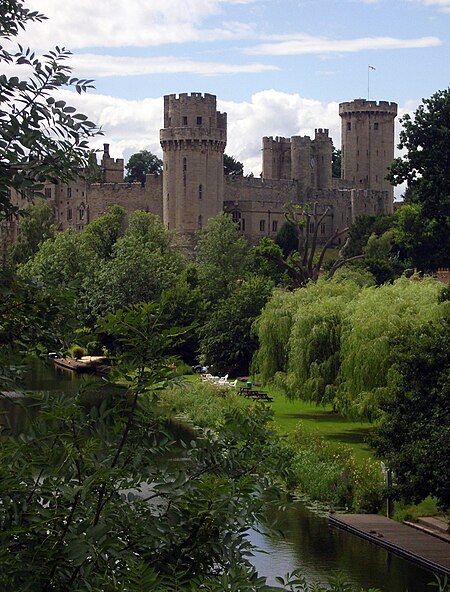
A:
0 1 100 220
124 150 163 183
223 154 244 176
387 87 450 270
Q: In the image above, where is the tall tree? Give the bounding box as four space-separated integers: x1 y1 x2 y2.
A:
0 1 100 220
387 88 450 270
10 200 56 264
124 150 162 183
370 316 450 510
195 212 249 303
223 154 244 176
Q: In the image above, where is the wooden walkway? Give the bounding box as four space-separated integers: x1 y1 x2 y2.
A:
329 514 450 577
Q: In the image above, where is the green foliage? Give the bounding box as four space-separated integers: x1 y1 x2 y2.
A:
0 0 100 219
82 212 184 323
81 204 126 259
369 316 450 510
195 212 250 303
0 301 288 590
124 149 163 183
287 423 384 512
343 215 393 259
276 220 299 258
248 237 290 286
223 153 244 176
0 275 76 388
254 276 448 422
70 344 87 359
387 87 450 270
17 229 89 289
332 147 341 178
336 277 446 420
199 275 274 375
284 280 362 404
252 289 298 383
10 200 56 264
158 381 247 428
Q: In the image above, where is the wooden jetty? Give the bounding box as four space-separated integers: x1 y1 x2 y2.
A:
329 513 450 577
53 356 107 374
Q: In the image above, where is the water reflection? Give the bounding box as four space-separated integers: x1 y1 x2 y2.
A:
1 359 438 592
249 497 434 591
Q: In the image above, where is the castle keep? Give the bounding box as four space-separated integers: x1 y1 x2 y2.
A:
5 93 398 248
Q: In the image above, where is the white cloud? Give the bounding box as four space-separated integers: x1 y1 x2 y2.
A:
68 54 278 78
247 34 442 55
52 88 420 198
416 0 450 12
17 0 257 50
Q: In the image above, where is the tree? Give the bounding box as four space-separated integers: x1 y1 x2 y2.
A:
0 301 287 590
332 147 341 178
195 212 249 303
387 88 450 271
81 211 184 323
370 316 450 510
0 1 100 220
264 203 363 288
223 153 244 176
10 200 56 264
124 150 162 183
81 204 126 260
198 276 274 376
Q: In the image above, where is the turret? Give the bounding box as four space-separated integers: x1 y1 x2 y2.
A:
160 93 227 235
339 99 397 211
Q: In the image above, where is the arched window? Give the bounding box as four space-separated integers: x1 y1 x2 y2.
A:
232 210 242 231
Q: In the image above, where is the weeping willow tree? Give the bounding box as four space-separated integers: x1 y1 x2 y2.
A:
336 276 448 420
252 289 298 383
284 280 362 403
252 279 362 397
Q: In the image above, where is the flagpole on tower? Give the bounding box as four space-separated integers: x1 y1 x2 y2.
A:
368 65 376 100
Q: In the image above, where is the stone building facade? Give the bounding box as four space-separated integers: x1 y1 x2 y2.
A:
3 93 398 251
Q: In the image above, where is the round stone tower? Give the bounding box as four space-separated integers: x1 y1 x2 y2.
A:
160 93 227 236
339 99 397 211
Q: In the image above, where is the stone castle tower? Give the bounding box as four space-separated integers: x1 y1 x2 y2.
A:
160 93 227 235
262 128 333 191
339 99 398 211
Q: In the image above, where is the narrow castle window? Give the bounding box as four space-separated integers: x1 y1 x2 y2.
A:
183 158 187 171
272 220 278 232
67 187 72 198
260 220 266 232
242 218 246 231
321 223 326 234
347 122 351 131
67 208 72 220
374 122 379 130
198 184 203 199
198 215 203 229
197 116 202 125
182 116 188 125
45 187 52 198
232 210 242 230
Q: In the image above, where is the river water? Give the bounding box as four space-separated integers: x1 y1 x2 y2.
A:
1 359 437 592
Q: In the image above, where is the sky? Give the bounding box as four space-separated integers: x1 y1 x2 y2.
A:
6 0 450 195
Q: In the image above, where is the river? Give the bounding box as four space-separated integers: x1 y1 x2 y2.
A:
1 359 437 591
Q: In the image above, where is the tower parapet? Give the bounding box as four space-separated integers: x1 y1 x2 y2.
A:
160 93 227 235
339 99 397 211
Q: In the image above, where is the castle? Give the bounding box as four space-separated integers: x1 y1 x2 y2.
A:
5 93 398 249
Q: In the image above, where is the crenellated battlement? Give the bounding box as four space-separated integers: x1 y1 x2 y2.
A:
339 99 398 116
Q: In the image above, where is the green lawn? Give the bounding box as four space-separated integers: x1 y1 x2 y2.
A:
262 385 375 463
186 375 375 463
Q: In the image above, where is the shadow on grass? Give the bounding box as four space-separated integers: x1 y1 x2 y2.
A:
277 411 359 424
324 428 373 445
